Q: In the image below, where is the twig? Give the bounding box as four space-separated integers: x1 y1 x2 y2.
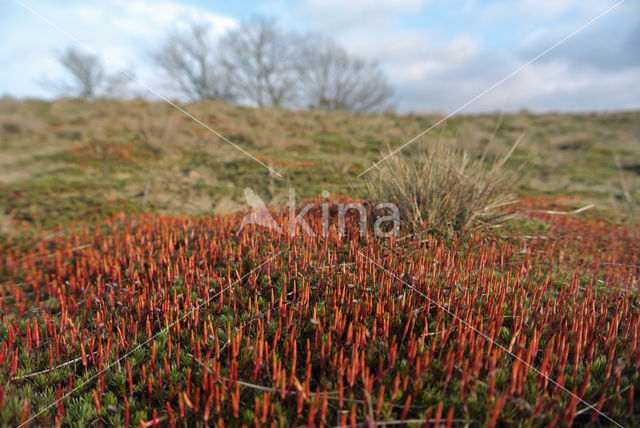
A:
573 384 633 416
364 390 375 427
374 419 472 426
17 243 92 263
527 204 594 216
329 418 473 428
12 354 90 381
186 352 339 398
613 155 633 204
141 178 151 210
591 261 640 269
479 109 506 164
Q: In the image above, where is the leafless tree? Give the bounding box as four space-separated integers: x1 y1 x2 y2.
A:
59 48 104 98
41 47 130 99
153 21 232 102
298 36 394 112
219 16 301 108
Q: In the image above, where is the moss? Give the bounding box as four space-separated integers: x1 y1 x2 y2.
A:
0 177 141 228
309 133 350 153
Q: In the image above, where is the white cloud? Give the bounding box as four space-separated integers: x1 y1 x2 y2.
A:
0 0 236 97
108 0 236 38
477 0 614 25
293 0 638 113
1 0 636 113
298 0 428 45
389 37 480 82
397 53 640 113
303 0 426 21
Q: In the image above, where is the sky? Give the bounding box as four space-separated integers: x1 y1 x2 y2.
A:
1 0 638 113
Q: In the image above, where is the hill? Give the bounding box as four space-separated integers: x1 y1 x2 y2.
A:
1 98 638 227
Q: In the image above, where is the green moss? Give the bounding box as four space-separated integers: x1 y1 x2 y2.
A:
0 177 141 228
310 133 350 153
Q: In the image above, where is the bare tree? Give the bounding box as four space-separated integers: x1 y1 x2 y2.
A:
298 36 394 112
41 47 130 99
149 16 392 111
219 16 301 108
59 48 104 98
153 21 232 102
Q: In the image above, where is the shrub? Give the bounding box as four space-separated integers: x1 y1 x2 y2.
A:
364 136 524 233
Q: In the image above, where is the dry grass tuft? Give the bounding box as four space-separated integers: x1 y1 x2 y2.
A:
365 135 524 233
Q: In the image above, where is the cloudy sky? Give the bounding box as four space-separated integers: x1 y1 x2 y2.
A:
1 0 638 113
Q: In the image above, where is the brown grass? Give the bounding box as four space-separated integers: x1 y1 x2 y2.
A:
364 135 524 232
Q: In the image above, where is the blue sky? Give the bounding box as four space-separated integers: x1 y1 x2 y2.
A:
1 0 638 113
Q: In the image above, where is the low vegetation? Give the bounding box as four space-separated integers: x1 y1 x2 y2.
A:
1 98 638 229
0 197 638 426
0 99 639 426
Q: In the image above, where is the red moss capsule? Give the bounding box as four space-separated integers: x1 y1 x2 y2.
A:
488 395 507 428
124 395 130 428
92 389 101 416
10 350 18 377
